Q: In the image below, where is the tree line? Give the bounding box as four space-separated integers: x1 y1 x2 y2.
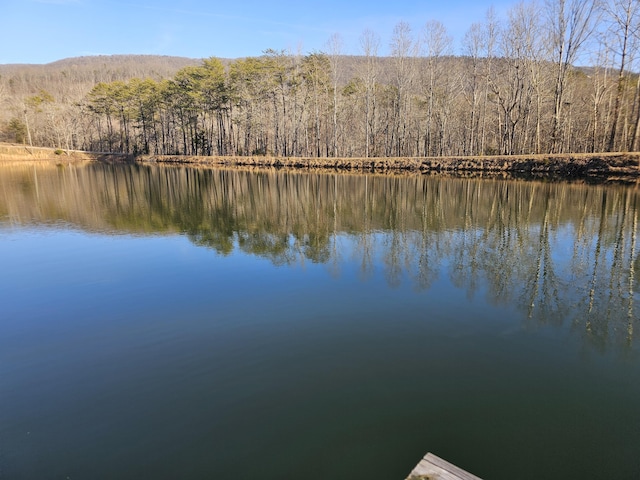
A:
3 0 640 157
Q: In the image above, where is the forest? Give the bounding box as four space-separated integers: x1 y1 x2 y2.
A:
1 0 640 158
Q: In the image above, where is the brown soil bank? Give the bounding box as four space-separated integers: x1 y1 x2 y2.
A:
138 152 640 179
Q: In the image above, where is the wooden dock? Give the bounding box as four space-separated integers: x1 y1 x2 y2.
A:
406 453 482 480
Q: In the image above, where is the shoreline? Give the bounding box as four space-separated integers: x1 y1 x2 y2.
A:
137 152 640 180
1 143 638 180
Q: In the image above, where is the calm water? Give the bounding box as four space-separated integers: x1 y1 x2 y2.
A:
1 163 639 480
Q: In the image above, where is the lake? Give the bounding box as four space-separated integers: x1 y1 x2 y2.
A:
1 162 639 480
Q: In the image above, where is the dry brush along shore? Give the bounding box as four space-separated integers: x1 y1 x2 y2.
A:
2 143 639 181
136 152 640 180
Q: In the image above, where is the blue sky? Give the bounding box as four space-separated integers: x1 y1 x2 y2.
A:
2 0 515 64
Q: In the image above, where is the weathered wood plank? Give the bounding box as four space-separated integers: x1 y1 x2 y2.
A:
406 452 482 480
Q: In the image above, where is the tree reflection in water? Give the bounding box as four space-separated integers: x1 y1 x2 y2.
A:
1 163 638 351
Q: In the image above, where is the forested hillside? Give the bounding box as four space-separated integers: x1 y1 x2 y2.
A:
1 0 639 157
0 55 202 149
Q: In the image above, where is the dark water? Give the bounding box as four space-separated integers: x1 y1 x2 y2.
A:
0 163 639 480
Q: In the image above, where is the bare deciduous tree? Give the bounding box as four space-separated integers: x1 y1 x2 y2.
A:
545 0 600 153
326 33 343 157
389 21 419 156
421 20 453 156
604 0 640 151
359 29 380 158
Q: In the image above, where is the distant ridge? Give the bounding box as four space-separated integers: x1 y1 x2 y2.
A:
46 54 203 67
0 54 203 74
0 54 206 106
0 54 198 67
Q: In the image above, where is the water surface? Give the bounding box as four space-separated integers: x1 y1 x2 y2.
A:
1 163 639 479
